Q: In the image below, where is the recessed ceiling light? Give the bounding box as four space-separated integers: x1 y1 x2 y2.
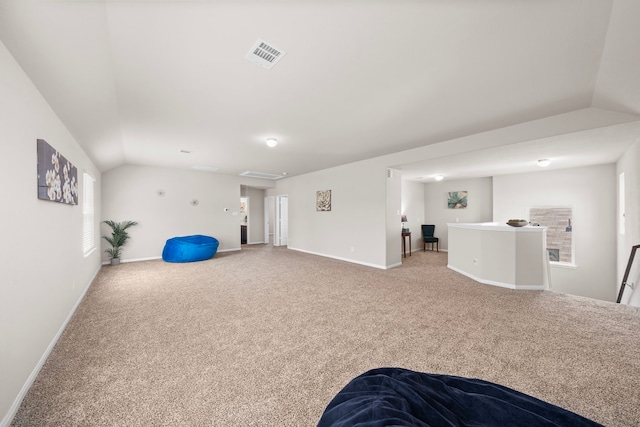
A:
538 159 551 167
266 138 278 147
435 175 444 181
282 172 288 176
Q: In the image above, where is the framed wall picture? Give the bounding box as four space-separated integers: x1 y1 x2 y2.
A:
316 190 331 211
448 191 467 209
37 139 78 205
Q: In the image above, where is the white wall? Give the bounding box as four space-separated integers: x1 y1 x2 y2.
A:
424 177 493 250
617 141 640 306
493 165 617 301
101 165 275 260
593 0 640 116
386 168 402 267
401 180 425 254
246 187 265 244
268 159 395 269
0 41 102 425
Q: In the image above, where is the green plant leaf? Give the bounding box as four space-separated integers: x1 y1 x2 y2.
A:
102 220 138 259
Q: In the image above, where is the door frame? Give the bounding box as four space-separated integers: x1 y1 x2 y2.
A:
264 196 274 244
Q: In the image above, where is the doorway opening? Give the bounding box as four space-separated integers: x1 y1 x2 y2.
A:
240 197 248 245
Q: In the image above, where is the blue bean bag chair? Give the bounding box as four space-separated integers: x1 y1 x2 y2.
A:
162 235 219 263
318 368 602 427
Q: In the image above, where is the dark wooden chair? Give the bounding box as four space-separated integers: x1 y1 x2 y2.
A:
421 224 439 252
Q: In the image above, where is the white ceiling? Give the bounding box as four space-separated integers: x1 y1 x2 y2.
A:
1 0 639 181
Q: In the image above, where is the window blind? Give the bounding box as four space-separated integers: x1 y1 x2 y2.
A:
83 173 95 255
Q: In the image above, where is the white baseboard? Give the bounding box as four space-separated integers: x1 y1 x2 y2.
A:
218 248 241 253
102 256 163 265
447 264 545 290
101 249 241 265
288 246 397 270
1 264 102 427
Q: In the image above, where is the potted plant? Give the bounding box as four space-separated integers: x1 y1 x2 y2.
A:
102 220 138 265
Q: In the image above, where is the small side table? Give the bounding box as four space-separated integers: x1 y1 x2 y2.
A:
402 231 411 258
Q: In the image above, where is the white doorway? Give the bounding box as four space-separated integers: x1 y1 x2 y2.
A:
275 195 288 246
240 197 248 244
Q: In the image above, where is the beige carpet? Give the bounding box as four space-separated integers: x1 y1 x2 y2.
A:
11 245 640 426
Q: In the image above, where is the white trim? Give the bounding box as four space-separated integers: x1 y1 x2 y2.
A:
619 172 625 235
123 256 161 263
83 247 97 258
1 264 101 427
550 262 577 270
101 249 241 265
447 222 547 233
82 173 96 256
447 264 546 291
101 256 162 265
288 246 398 270
275 194 288 246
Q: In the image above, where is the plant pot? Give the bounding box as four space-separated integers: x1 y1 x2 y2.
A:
110 257 121 266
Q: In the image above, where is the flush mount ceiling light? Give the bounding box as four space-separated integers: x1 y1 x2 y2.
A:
538 159 551 167
266 138 278 147
435 175 444 181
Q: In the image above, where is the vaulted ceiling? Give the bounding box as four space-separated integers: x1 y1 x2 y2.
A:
2 0 639 181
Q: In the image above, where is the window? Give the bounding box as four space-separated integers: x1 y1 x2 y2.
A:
83 173 95 255
529 207 574 265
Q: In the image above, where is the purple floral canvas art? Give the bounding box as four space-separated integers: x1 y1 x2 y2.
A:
37 139 78 205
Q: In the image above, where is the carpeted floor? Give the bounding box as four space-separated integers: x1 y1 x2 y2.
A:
11 245 640 426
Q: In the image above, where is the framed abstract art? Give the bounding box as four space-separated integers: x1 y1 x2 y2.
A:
316 190 331 211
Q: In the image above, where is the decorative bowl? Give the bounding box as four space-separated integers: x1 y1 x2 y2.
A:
506 220 528 227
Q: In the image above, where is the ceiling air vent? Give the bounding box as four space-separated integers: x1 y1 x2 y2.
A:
245 38 286 69
240 171 284 180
